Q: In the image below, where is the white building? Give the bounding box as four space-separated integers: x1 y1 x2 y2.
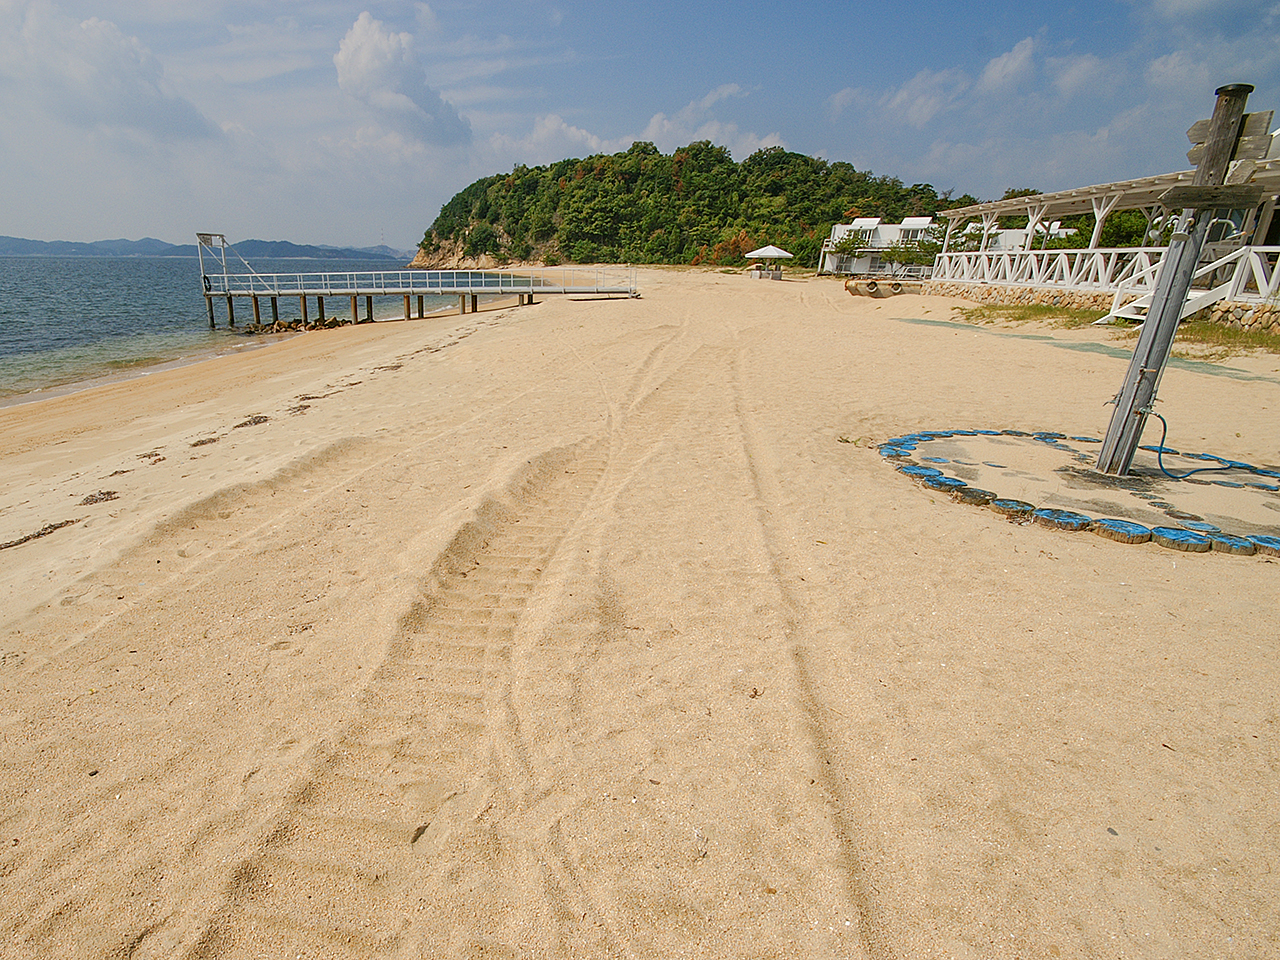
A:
817 217 1076 277
817 217 934 277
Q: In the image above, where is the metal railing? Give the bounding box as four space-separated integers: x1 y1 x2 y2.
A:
202 265 638 298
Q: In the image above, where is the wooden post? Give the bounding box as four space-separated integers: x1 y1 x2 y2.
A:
1097 83 1254 475
205 295 215 328
225 296 235 326
417 295 424 318
365 295 373 323
301 296 309 326
271 297 279 324
403 294 411 321
350 296 358 324
251 296 261 325
471 294 478 313
459 294 466 314
318 297 325 322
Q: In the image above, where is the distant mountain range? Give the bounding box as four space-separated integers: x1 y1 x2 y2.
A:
0 236 416 261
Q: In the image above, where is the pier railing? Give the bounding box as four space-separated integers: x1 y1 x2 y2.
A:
202 265 638 298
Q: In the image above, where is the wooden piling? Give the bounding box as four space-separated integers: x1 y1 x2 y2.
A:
205 295 215 328
417 295 424 318
252 296 261 325
271 297 279 324
350 296 358 325
365 295 373 323
318 297 325 323
301 296 309 326
459 294 467 314
225 295 235 326
403 294 411 321
471 294 478 313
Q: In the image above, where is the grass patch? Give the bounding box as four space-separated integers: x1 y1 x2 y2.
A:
952 303 1108 328
1112 319 1280 358
1173 320 1280 357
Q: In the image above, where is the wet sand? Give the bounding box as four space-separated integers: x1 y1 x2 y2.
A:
0 268 1276 959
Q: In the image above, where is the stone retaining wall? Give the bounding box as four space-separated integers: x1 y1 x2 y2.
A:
1202 300 1280 331
921 281 1127 312
924 281 1278 331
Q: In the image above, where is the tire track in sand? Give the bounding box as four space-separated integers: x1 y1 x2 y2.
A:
183 443 610 960
183 344 734 959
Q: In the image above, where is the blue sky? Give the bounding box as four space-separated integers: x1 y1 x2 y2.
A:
1 0 1277 249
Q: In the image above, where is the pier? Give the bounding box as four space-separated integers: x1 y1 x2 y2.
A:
196 233 639 328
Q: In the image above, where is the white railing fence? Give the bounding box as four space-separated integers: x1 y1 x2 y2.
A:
931 245 1280 306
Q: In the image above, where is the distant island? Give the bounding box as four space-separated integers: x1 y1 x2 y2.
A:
0 236 415 261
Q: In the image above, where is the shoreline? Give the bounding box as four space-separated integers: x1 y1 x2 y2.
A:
0 294 515 410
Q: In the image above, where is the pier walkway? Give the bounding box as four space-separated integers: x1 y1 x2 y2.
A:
196 233 638 328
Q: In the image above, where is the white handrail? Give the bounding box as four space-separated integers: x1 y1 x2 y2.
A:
201 265 639 298
933 245 1280 302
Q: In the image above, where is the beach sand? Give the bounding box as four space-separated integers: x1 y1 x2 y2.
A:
0 268 1276 959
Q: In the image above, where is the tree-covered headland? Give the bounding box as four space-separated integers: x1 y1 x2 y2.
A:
419 142 981 269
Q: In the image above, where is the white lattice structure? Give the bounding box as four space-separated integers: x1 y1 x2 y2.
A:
930 146 1280 323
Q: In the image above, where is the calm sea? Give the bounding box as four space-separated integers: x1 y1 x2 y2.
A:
0 257 457 403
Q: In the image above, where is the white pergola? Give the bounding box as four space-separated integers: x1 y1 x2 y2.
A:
929 155 1280 322
936 157 1280 253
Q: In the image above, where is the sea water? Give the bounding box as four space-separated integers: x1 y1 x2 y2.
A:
0 257 456 402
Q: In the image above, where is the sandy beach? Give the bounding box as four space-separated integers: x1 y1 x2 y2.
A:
0 268 1276 959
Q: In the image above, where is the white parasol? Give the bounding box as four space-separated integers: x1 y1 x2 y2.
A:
745 245 793 261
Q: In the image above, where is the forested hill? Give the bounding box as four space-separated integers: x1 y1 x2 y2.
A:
418 142 978 268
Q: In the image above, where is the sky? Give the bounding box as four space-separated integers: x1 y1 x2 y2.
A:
1 0 1278 250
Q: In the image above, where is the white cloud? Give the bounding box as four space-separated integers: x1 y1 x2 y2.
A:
0 0 217 140
1048 54 1106 98
489 113 632 160
641 85 783 157
977 37 1035 93
1144 49 1211 93
415 3 439 33
827 86 859 119
879 68 970 128
334 11 470 147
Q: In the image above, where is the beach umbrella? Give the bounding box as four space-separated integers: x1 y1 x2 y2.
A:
745 245 793 261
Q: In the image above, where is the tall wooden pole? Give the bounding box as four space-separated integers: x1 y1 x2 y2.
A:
1096 83 1253 475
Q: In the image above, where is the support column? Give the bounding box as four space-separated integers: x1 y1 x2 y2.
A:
365 295 373 323
301 296 309 326
978 212 998 252
470 294 478 313
459 294 467 314
350 296 359 324
225 296 235 326
251 296 261 325
1097 83 1254 476
1088 193 1123 248
205 295 215 328
1022 203 1049 252
403 294 411 321
271 297 279 324
317 297 326 323
417 295 424 318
